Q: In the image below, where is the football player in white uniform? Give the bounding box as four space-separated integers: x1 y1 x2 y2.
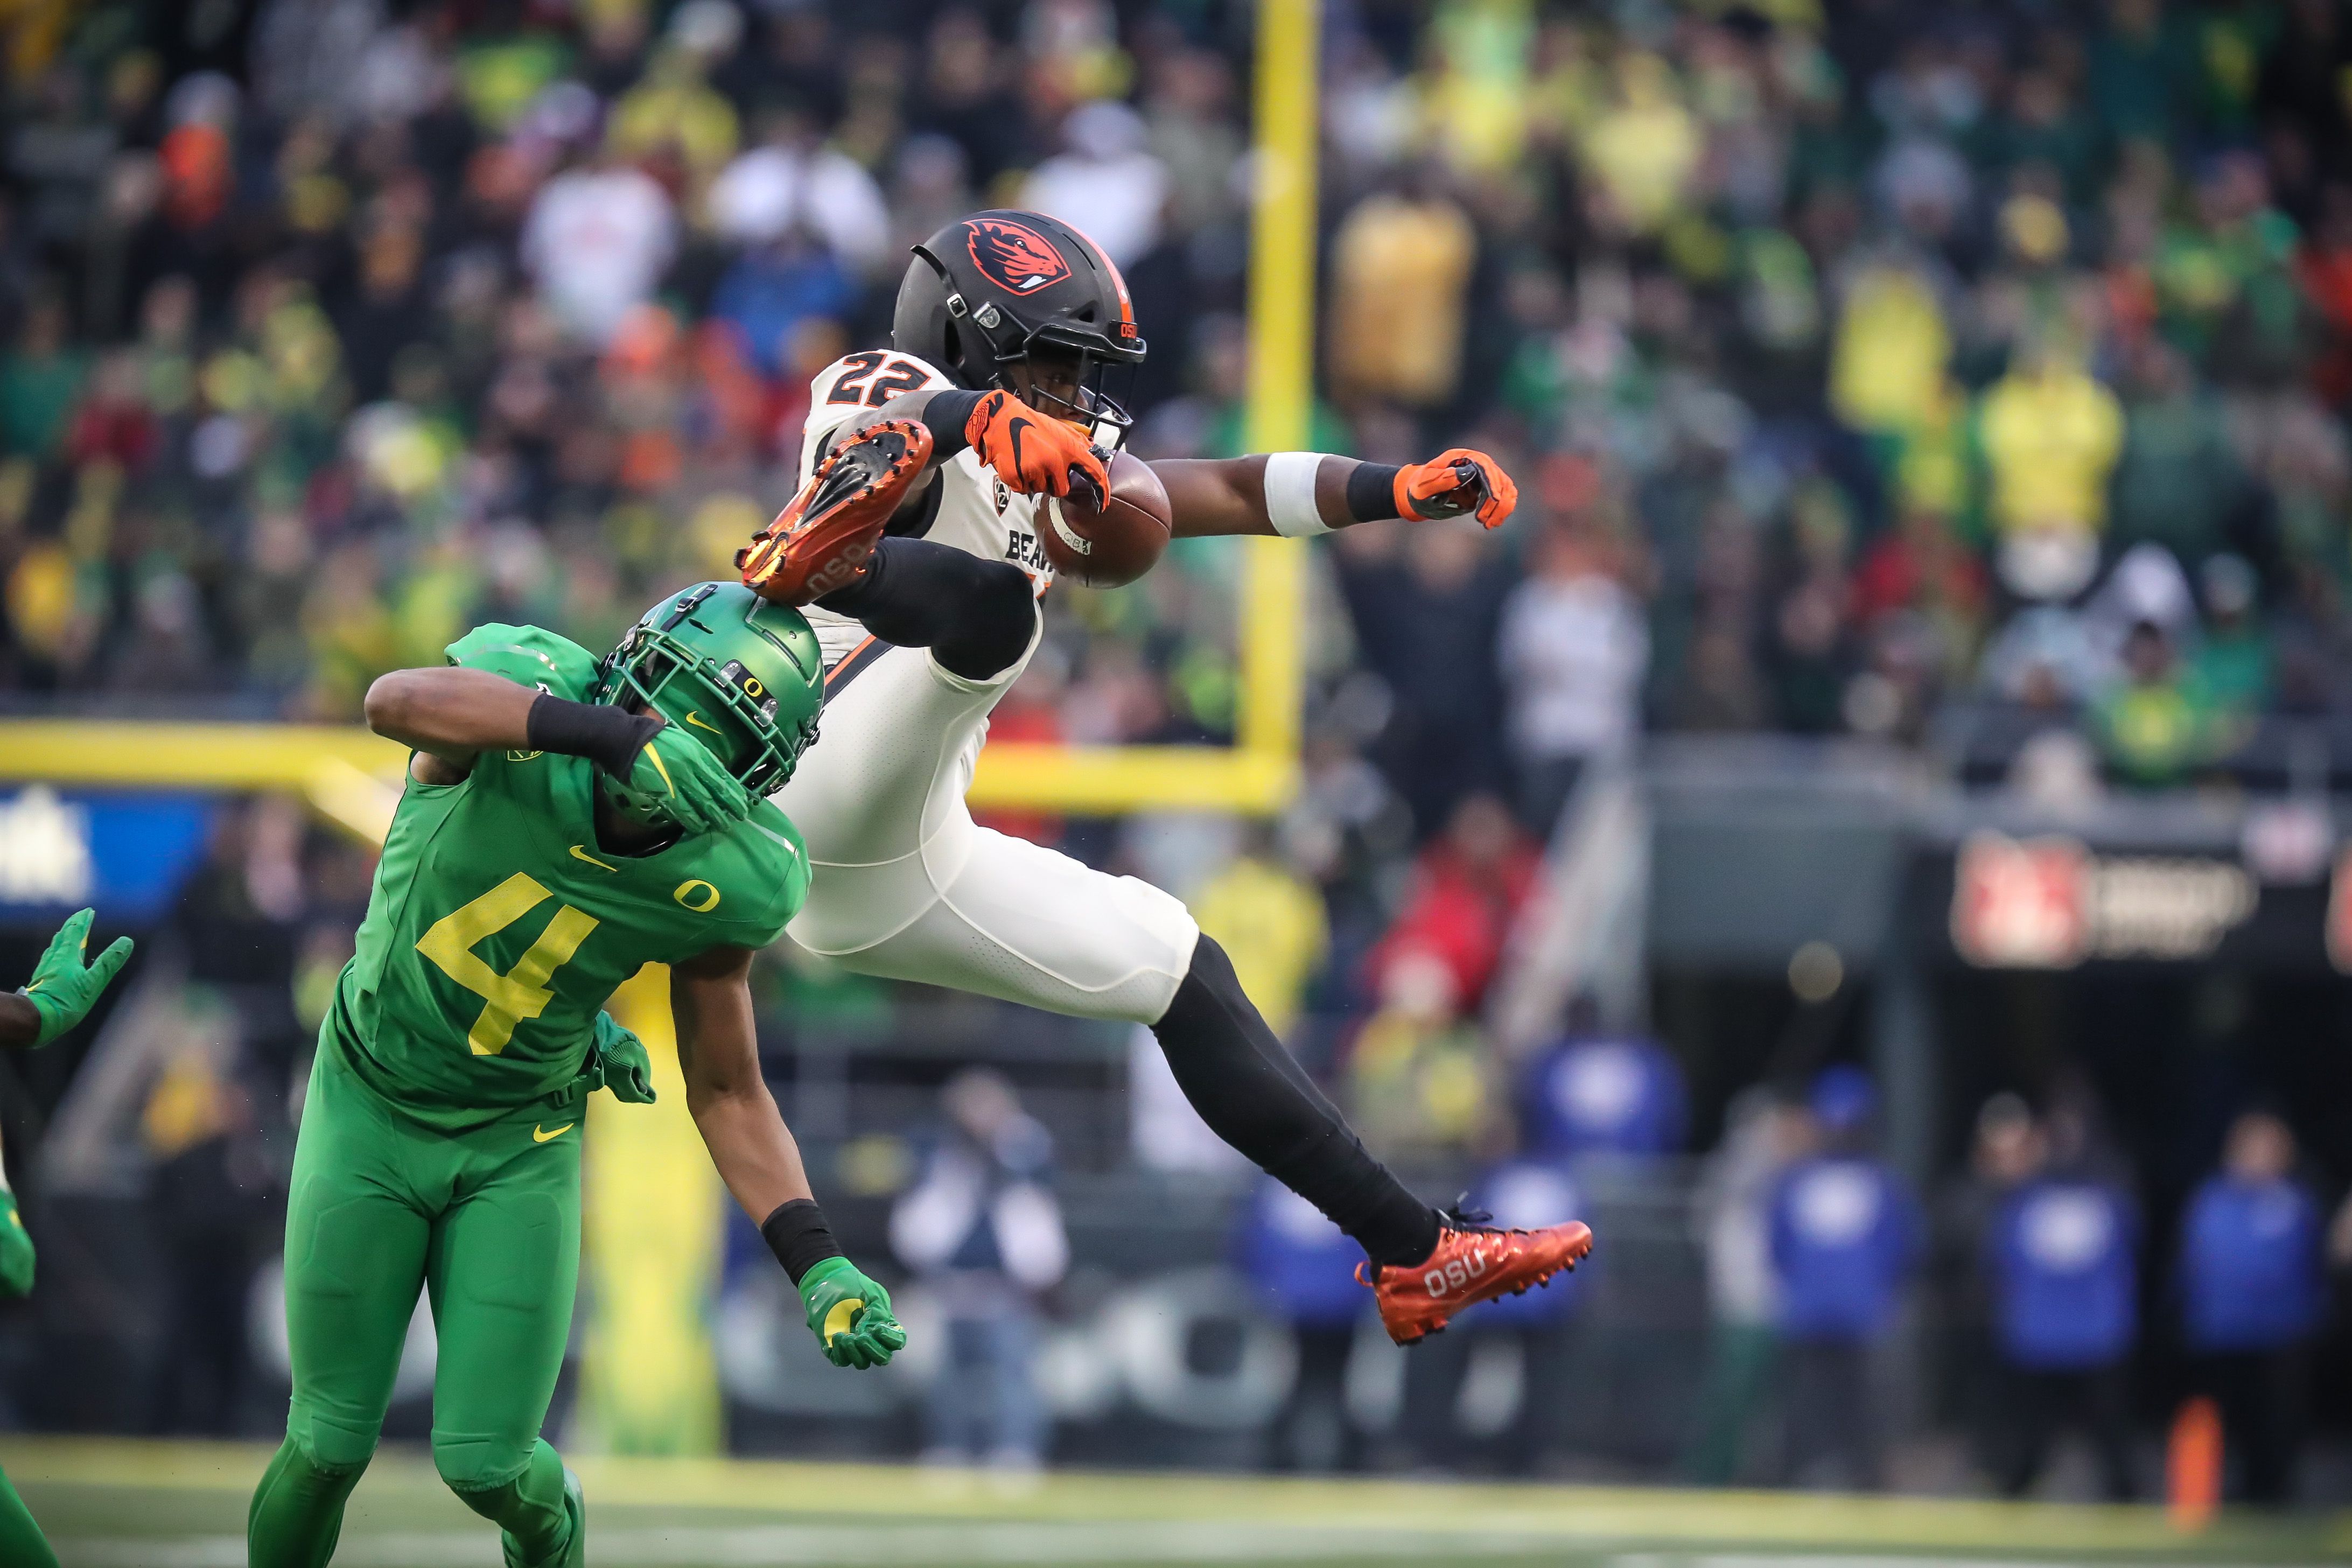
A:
734 211 1587 1343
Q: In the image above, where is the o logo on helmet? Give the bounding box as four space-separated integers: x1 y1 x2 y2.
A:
673 880 722 912
743 676 765 698
966 218 1071 295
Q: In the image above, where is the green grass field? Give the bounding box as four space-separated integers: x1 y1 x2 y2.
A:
5 1439 2346 1568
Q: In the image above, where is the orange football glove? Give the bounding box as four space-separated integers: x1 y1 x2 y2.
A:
965 389 1109 506
1395 448 1518 528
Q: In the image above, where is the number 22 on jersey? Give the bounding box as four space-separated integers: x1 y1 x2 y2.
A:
828 351 931 407
415 873 599 1055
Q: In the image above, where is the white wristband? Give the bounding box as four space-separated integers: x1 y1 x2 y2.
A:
1263 452 1330 538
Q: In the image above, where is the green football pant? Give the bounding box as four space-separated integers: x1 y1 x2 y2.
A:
0 1464 58 1568
249 1038 583 1568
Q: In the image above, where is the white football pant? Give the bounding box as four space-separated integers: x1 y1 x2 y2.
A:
774 635 1200 1024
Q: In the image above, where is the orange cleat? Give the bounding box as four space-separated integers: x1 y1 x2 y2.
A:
738 419 934 605
1357 1212 1594 1346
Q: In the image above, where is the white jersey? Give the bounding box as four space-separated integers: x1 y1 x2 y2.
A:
773 348 1200 1026
798 350 1054 670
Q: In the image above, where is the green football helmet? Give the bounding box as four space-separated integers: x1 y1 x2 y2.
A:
595 582 824 798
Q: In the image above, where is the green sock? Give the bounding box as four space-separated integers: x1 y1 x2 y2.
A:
0 1464 58 1568
450 1440 575 1568
247 1436 367 1568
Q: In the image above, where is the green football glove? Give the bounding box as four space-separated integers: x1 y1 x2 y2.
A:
797 1256 906 1370
18 908 133 1049
625 725 751 836
590 1011 657 1105
0 1192 32 1299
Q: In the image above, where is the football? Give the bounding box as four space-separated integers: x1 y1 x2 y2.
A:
1039 450 1173 589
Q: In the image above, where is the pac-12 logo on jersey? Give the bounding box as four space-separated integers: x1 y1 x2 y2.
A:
967 218 1071 295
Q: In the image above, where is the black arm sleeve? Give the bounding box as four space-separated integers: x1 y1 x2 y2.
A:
920 389 985 459
526 694 661 777
1344 462 1405 522
759 1199 845 1285
816 537 1038 682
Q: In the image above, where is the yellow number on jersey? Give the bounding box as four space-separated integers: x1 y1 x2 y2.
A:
415 873 600 1056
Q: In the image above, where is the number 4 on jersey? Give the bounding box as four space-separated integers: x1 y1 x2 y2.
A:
416 873 600 1055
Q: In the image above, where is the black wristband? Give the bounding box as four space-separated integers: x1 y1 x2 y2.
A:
1345 463 1405 522
922 389 985 459
760 1198 845 1285
526 692 661 778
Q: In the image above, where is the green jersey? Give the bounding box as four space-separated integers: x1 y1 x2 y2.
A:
327 623 808 1125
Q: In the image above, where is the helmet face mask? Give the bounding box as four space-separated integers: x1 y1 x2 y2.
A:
895 211 1144 448
595 583 823 809
999 340 1137 450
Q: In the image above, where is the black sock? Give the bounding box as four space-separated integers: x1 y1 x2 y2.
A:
817 538 1037 680
1151 936 1441 1267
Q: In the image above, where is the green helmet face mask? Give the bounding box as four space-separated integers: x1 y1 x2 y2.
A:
595 582 824 804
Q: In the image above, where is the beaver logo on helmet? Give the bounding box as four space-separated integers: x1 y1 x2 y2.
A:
966 218 1071 295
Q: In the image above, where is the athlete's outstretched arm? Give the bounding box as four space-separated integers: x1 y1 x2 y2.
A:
364 667 538 779
673 944 906 1369
1153 449 1517 538
671 944 814 1218
366 666 751 830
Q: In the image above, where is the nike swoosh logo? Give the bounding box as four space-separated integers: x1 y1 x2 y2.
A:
533 1122 575 1143
683 710 725 736
569 845 617 872
641 742 676 797
822 1296 866 1344
1006 416 1032 479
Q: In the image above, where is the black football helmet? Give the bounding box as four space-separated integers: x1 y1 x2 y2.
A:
893 210 1146 446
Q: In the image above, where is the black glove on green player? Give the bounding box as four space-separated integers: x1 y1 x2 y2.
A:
18 908 132 1048
797 1257 906 1369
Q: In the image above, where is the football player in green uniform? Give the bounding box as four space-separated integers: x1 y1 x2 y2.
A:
0 907 137 1568
247 582 904 1568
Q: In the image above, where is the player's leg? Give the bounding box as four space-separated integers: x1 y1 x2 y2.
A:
250 1052 433 1568
778 621 1039 956
0 1465 58 1568
423 1125 584 1567
816 818 1592 1339
816 537 1040 682
807 817 1434 1250
790 584 1585 1341
784 617 1384 1184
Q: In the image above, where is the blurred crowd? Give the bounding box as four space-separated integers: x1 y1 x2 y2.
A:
1235 1039 2352 1501
11 0 2352 816
10 0 2352 1499
44 790 2352 1499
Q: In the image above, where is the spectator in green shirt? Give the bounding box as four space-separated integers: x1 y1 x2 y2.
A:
2107 339 2246 569
0 297 87 460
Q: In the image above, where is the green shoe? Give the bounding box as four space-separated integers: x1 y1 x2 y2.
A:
502 1466 584 1568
